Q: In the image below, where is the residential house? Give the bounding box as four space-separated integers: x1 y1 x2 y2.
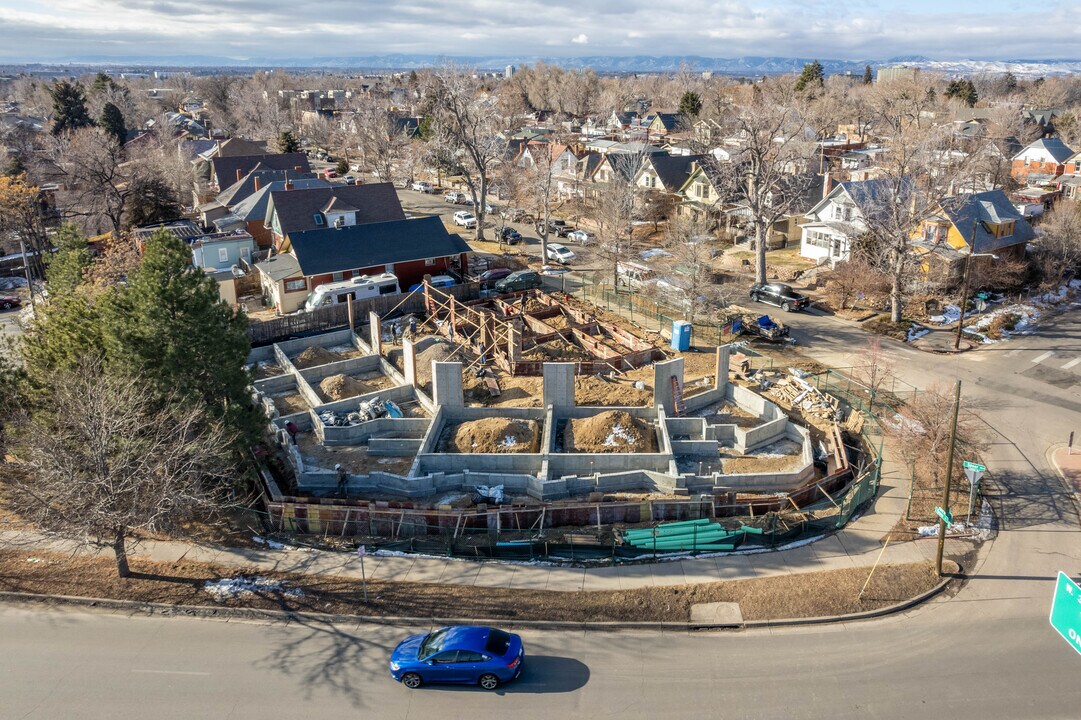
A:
212 176 330 247
199 166 322 229
647 113 690 140
693 118 724 146
676 159 726 223
264 183 406 252
798 178 890 263
191 230 256 272
206 152 311 194
255 216 472 313
1011 137 1073 185
589 153 647 194
912 189 1034 285
635 153 704 194
605 111 636 136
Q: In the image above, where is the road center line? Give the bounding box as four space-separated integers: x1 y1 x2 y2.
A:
1063 358 1081 370
1032 351 1054 364
131 669 210 676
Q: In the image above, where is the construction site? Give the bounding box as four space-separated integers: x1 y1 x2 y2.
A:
249 285 880 558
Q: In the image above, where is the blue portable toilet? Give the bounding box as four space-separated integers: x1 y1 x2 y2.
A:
671 320 692 351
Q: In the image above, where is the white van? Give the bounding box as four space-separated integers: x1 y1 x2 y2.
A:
303 273 400 312
616 261 656 289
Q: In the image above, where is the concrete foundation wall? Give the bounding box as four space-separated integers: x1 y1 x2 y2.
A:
254 373 299 395
298 354 383 384
671 440 720 456
652 357 684 413
735 416 789 453
368 437 424 455
433 361 464 407
543 363 575 408
684 387 725 414
272 329 356 359
547 452 672 476
416 452 545 476
321 416 431 446
730 383 783 421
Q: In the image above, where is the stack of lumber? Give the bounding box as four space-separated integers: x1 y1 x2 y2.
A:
766 374 841 421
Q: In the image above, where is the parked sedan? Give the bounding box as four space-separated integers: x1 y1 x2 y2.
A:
0 295 21 310
498 226 522 245
477 267 513 284
494 269 542 293
453 211 477 228
390 626 524 690
545 242 575 265
749 282 810 312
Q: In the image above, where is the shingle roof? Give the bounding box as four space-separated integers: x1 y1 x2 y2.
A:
288 216 472 277
228 178 330 222
652 113 690 132
1015 137 1074 164
216 167 319 208
939 190 1034 253
644 153 704 192
211 153 310 188
255 252 302 281
267 183 406 237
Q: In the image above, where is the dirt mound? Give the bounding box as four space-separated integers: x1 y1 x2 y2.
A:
319 374 370 401
565 411 656 453
524 338 591 362
443 417 540 454
293 346 339 369
416 341 461 386
574 376 650 406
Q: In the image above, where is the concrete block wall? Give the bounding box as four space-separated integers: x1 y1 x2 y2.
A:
272 328 356 359
433 361 464 407
652 357 684 413
298 354 382 385
368 437 425 456
543 363 575 408
735 416 789 453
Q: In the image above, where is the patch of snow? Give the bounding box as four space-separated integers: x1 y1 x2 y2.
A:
639 248 671 260
603 422 637 447
326 344 357 355
928 304 962 325
906 325 931 342
882 413 925 434
251 536 287 550
203 576 303 600
499 435 518 448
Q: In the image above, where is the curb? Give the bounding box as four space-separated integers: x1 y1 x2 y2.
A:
0 560 959 632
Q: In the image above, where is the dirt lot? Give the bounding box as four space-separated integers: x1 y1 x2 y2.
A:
721 439 804 474
252 361 286 380
698 401 761 429
440 417 541 454
318 371 396 402
270 391 309 416
574 376 651 406
296 434 414 476
464 374 544 408
0 548 944 622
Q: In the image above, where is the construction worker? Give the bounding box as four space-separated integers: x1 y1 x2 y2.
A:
336 464 347 496
284 420 299 445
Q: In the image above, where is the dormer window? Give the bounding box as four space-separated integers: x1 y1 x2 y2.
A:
313 213 324 226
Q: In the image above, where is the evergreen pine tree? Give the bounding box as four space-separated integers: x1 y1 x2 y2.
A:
863 65 874 85
49 81 94 135
100 102 128 147
276 129 301 154
677 90 703 117
794 60 825 91
124 177 181 228
101 229 258 446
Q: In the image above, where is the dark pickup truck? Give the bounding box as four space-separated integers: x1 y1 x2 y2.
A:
749 283 810 312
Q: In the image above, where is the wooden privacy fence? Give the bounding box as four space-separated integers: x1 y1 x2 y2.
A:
248 282 483 346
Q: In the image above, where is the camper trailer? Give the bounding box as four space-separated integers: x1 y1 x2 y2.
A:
303 273 400 312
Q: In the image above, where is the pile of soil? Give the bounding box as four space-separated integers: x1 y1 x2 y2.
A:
443 417 540 454
416 341 461 387
293 346 339 369
524 338 591 362
565 410 656 453
319 374 370 401
541 313 572 330
574 376 651 406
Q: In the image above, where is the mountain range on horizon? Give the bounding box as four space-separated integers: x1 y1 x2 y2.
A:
3 54 1081 78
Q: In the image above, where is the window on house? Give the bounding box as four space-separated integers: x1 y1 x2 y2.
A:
313 214 324 225
217 247 229 264
695 183 706 198
425 258 436 266
332 272 344 282
284 279 306 292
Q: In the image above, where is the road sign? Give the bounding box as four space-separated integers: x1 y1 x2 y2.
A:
963 461 986 473
1050 571 1081 658
934 506 954 526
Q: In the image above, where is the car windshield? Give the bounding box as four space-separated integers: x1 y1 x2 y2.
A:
419 628 452 658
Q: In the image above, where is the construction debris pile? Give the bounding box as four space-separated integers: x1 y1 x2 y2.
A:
762 370 841 421
319 399 403 427
565 411 657 453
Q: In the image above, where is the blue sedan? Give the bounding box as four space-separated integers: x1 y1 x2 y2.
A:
389 626 524 690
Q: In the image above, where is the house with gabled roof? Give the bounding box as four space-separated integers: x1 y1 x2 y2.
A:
254 216 472 313
647 113 691 139
1011 137 1073 184
199 166 321 228
264 182 406 252
211 176 330 246
634 153 704 194
912 189 1034 283
798 178 891 263
676 158 727 222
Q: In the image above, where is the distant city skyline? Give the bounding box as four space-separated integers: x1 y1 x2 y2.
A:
1 0 1079 64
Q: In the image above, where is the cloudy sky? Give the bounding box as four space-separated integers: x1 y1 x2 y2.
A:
0 0 1078 63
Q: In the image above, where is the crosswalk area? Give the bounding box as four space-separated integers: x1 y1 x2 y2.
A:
983 346 1081 390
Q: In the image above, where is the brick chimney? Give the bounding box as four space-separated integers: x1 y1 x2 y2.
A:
236 168 243 183
822 172 833 199
253 176 261 192
284 179 294 191
294 165 304 172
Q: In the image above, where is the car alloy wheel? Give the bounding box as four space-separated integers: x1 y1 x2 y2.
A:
751 293 759 302
1 302 10 309
402 673 422 689
782 302 792 312
479 674 500 690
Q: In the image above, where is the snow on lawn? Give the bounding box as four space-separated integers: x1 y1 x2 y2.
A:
906 325 930 342
928 304 963 325
203 576 303 600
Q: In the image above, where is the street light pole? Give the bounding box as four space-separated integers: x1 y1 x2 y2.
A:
935 379 962 577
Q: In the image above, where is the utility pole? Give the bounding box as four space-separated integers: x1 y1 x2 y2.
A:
19 238 37 322
935 379 962 576
953 217 979 350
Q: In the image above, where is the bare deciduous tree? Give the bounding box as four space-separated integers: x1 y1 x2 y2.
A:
5 359 237 578
887 383 985 488
714 80 819 285
1032 201 1081 286
350 98 412 185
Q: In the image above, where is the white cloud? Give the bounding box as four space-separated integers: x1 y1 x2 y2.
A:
571 33 588 44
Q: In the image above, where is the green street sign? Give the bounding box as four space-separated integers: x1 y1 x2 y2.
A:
934 506 954 526
1050 572 1081 658
963 461 986 472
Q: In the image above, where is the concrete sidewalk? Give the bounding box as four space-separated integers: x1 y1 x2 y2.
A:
0 459 972 592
